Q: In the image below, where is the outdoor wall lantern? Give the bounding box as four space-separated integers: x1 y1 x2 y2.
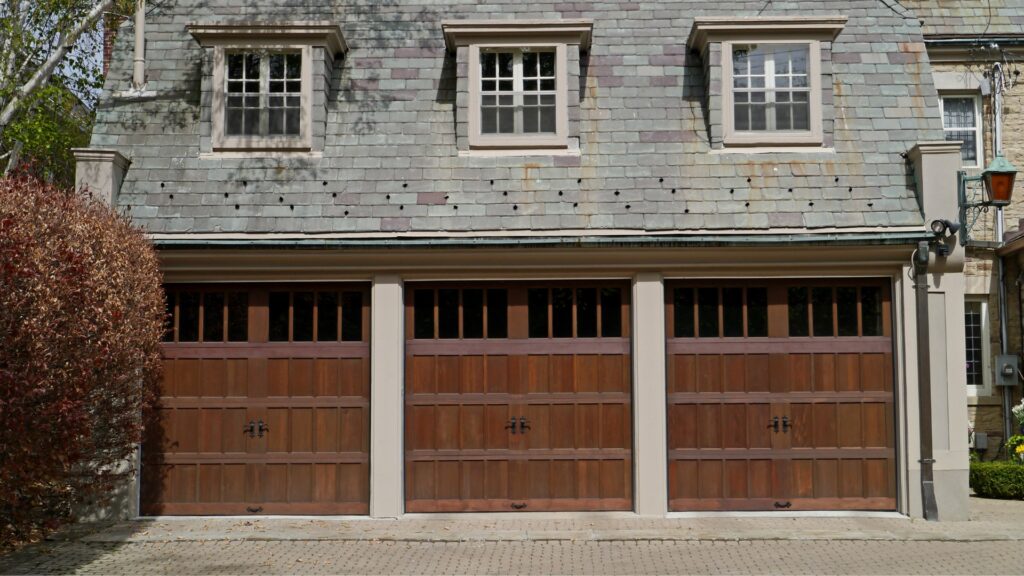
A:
958 154 1020 246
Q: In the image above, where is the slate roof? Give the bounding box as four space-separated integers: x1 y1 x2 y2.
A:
94 0 943 237
901 0 1024 37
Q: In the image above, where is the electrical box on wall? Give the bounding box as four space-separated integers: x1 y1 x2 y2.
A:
995 354 1020 387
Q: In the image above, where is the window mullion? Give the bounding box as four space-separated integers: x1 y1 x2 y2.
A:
260 56 270 137
765 52 777 131
514 51 524 134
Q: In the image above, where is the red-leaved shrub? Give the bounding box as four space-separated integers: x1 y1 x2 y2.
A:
0 175 164 547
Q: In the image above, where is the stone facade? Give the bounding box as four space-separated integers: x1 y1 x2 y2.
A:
912 0 1024 455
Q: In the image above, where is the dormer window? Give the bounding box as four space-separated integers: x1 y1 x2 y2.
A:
480 49 558 136
188 22 347 154
225 51 304 138
689 16 845 150
731 43 811 133
443 19 592 154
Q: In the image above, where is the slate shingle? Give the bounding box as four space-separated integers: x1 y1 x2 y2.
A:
96 0 944 235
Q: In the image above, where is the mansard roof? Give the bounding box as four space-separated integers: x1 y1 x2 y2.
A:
93 1 943 237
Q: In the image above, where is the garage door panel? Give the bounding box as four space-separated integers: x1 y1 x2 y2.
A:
788 354 813 392
460 356 486 393
406 283 633 513
484 405 513 449
485 460 510 499
436 356 461 394
698 404 721 449
176 359 202 397
147 284 371 515
697 355 721 392
722 404 748 449
667 279 896 512
743 354 772 393
671 355 697 393
485 356 510 392
837 404 864 448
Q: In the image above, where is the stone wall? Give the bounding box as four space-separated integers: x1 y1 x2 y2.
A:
932 59 1024 454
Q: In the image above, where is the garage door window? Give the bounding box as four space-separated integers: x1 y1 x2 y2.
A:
527 287 622 338
788 285 883 337
164 289 249 343
672 286 768 338
413 287 509 340
268 289 363 342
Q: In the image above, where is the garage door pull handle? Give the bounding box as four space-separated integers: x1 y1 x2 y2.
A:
257 419 270 438
505 418 518 434
511 502 528 510
774 501 792 509
247 506 263 514
767 416 779 432
518 417 531 433
243 420 257 438
782 416 793 433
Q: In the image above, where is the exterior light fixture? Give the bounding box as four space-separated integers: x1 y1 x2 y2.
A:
958 154 1020 246
983 154 1018 207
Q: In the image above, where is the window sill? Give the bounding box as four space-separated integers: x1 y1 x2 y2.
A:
724 133 823 148
460 148 579 158
201 150 322 159
711 146 834 155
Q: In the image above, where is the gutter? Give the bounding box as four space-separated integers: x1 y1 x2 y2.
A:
152 231 935 250
924 37 1024 47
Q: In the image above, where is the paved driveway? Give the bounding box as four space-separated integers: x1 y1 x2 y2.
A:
2 498 1022 575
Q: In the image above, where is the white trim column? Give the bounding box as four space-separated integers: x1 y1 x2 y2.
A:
370 274 404 518
632 273 668 516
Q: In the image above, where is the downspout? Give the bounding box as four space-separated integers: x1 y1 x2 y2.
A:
132 0 145 89
915 241 940 521
993 62 1014 447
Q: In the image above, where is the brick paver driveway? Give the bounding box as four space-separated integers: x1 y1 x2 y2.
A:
2 498 1022 575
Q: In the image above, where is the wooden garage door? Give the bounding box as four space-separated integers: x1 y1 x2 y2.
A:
666 279 896 512
142 285 370 515
405 283 633 512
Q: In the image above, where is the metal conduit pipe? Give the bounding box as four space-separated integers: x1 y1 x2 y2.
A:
914 241 939 521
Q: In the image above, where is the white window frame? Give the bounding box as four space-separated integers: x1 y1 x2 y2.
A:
468 43 568 150
211 44 313 151
965 297 992 397
722 39 824 147
939 93 984 169
188 22 347 154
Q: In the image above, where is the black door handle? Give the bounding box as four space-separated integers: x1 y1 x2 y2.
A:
767 416 779 432
518 417 531 433
256 419 269 438
243 420 256 438
505 417 518 434
774 501 792 509
246 506 263 514
782 416 793 433
511 502 527 510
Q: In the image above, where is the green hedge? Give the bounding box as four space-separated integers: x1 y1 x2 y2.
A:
970 461 1024 500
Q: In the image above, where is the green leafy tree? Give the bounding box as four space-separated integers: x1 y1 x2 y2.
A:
0 0 139 180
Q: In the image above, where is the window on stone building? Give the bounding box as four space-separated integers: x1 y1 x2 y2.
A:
689 17 845 150
723 41 823 145
442 20 592 153
940 95 983 168
731 44 811 133
188 22 348 153
480 49 557 135
225 52 303 138
965 298 991 396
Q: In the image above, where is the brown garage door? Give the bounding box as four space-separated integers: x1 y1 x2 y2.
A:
666 279 896 512
142 285 370 515
405 283 633 512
